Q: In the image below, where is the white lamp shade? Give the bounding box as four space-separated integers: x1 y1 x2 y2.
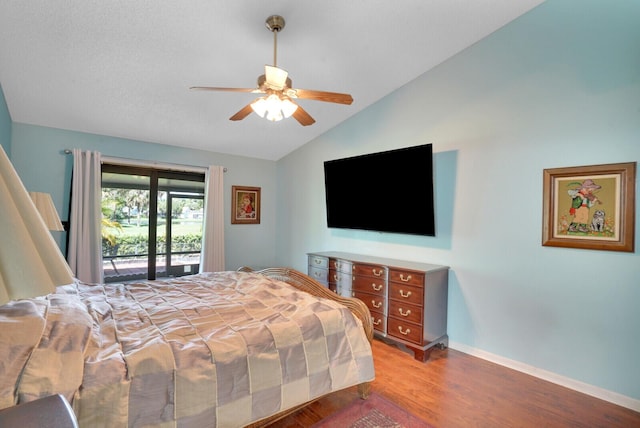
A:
280 98 298 118
29 192 64 231
251 97 268 118
0 145 74 305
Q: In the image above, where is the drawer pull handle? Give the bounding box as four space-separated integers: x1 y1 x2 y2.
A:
373 318 381 326
333 261 339 268
314 259 322 264
398 326 411 336
398 308 411 317
400 274 412 282
372 269 383 277
371 283 382 291
333 274 338 281
399 290 412 298
372 300 382 309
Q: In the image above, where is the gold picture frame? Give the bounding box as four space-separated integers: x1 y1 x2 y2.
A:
542 162 636 252
231 185 261 224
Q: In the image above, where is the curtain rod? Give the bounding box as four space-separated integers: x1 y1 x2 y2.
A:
63 149 226 173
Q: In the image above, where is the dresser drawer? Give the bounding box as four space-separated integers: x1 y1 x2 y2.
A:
308 255 329 269
389 269 424 287
388 300 422 325
308 265 328 284
352 276 386 296
330 258 352 273
329 267 351 284
352 290 386 315
389 282 423 306
352 263 386 279
370 310 387 334
329 268 352 297
387 317 422 345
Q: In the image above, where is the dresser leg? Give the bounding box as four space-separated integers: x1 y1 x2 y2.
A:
410 346 433 362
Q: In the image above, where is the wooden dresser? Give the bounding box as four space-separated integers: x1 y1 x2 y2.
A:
307 251 449 362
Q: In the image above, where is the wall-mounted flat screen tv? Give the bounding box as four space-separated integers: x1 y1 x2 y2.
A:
323 143 435 236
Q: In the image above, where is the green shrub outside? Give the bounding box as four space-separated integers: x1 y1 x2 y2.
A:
102 233 202 256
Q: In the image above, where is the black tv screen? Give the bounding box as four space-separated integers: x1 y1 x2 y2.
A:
323 144 435 236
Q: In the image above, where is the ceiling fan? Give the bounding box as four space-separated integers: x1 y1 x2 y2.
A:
190 15 353 126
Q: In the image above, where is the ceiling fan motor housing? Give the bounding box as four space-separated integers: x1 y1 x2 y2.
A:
265 15 285 32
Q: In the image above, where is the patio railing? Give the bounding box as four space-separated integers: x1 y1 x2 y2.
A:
103 250 200 282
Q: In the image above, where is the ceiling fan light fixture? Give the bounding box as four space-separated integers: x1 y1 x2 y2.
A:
251 94 298 122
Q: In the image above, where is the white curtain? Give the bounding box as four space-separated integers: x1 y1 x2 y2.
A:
0 145 74 305
200 165 225 272
67 149 103 283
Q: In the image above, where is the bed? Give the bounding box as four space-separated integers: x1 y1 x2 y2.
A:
0 268 375 427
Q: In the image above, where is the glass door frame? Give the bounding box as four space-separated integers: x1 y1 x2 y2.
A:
101 164 205 281
163 191 204 277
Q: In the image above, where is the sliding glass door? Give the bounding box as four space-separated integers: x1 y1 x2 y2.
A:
101 165 205 282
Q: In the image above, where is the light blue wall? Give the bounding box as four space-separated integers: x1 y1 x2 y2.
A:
276 0 640 403
0 84 11 154
9 124 279 270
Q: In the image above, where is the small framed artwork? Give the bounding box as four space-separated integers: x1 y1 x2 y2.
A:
542 162 636 252
231 185 261 224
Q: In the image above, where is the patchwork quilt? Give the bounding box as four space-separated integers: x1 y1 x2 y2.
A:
0 271 375 427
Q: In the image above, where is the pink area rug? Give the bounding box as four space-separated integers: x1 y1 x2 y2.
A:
312 393 433 428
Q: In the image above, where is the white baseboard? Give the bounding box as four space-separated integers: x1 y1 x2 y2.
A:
448 341 640 413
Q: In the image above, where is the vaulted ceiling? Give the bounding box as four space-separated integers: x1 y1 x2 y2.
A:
0 1 544 160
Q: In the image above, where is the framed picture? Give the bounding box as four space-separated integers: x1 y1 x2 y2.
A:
231 186 261 224
542 162 636 252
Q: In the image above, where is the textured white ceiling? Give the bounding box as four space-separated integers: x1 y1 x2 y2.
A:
0 1 544 160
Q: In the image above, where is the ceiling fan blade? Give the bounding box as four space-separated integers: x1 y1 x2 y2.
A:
190 86 264 93
229 103 255 121
291 104 316 126
264 65 289 90
292 89 353 105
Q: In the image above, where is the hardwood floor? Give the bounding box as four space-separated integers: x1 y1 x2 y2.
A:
274 338 640 427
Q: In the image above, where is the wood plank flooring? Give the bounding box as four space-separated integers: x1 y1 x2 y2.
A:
274 338 640 427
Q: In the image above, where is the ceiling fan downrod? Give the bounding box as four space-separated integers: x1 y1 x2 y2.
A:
265 15 285 68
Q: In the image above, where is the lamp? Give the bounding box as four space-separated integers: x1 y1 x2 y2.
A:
0 145 74 305
251 94 298 122
29 192 65 231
